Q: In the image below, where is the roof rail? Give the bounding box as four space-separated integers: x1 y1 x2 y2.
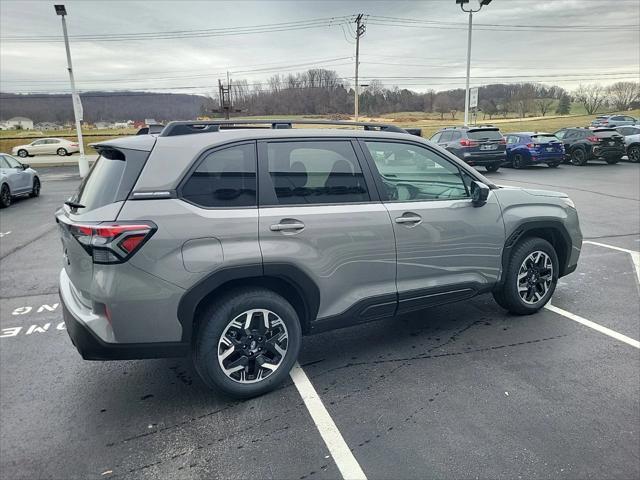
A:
159 119 419 137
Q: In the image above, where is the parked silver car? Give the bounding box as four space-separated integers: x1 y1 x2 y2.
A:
11 138 80 157
0 153 40 208
616 125 640 162
57 120 582 398
591 114 638 128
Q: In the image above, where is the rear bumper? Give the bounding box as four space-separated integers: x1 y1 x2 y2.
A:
59 269 188 360
592 146 625 158
460 152 506 165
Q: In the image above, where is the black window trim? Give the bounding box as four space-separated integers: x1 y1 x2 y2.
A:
257 137 380 208
176 140 259 210
358 138 478 204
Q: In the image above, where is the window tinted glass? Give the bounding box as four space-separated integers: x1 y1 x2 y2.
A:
531 135 559 143
506 135 519 144
439 131 453 142
594 130 621 138
554 130 566 139
451 131 462 141
430 132 441 142
267 141 368 205
467 129 502 140
76 156 127 211
182 143 256 207
32 140 45 145
0 156 9 168
365 141 469 202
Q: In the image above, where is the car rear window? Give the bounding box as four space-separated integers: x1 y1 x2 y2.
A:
467 129 502 140
531 135 559 143
593 129 620 138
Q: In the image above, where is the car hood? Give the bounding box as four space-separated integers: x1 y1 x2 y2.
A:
498 185 568 198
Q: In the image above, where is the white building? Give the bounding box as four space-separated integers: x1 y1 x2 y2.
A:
5 117 34 130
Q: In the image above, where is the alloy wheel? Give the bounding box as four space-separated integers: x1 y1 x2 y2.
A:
33 179 40 197
629 146 640 163
517 251 553 305
217 309 288 384
0 185 11 207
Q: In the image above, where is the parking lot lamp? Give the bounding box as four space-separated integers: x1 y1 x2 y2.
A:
457 0 493 126
55 4 89 177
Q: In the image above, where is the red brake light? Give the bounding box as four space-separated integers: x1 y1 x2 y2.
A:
68 222 155 264
498 138 506 145
527 143 535 148
586 136 599 142
460 139 479 147
119 234 147 253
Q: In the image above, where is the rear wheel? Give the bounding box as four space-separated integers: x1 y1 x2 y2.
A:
570 148 587 166
29 177 40 198
0 184 11 208
193 287 302 398
628 145 640 163
17 149 28 158
57 148 68 157
512 154 525 169
485 163 501 173
493 237 558 315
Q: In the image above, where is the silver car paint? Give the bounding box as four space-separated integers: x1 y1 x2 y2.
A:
0 154 37 195
59 129 582 346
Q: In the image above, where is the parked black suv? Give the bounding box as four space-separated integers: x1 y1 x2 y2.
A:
554 127 625 165
430 126 506 172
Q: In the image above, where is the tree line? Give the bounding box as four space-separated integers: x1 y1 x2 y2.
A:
1 68 638 123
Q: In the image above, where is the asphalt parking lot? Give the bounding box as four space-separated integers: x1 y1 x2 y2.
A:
1 162 638 480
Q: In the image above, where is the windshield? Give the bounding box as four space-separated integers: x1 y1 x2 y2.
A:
467 129 502 140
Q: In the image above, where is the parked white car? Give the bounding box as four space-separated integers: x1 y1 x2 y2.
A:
0 153 40 208
11 138 79 157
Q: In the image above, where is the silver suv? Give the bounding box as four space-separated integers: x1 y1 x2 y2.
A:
57 120 582 398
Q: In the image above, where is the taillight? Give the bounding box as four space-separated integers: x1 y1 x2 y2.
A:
586 136 599 142
70 143 79 147
498 138 506 145
69 222 156 264
460 139 479 147
527 143 535 148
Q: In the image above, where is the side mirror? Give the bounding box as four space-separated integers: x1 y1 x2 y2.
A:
471 181 490 207
21 164 29 170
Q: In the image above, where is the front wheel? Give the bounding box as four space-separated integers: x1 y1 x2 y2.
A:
512 154 525 169
29 177 40 198
628 145 640 163
17 149 28 158
193 287 302 398
57 148 68 157
485 163 501 173
0 184 11 208
570 149 587 166
493 237 559 315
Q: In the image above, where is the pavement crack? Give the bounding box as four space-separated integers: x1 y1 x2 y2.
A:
0 225 58 260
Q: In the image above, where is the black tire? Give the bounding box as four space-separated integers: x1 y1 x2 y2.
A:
29 177 40 198
57 148 68 157
605 157 620 165
493 237 559 315
547 162 560 168
485 163 501 173
17 149 28 158
0 183 11 208
512 154 525 169
628 145 640 163
570 148 587 166
193 287 302 398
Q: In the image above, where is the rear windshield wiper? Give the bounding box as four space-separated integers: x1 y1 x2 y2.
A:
65 200 85 209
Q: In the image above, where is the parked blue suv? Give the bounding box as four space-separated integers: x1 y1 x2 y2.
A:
504 132 564 169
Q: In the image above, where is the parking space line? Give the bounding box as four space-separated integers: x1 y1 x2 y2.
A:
290 362 368 480
545 304 640 349
583 240 640 286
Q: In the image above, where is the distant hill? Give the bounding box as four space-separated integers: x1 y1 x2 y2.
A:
0 91 213 123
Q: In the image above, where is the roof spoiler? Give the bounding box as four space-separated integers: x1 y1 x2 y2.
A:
159 119 422 138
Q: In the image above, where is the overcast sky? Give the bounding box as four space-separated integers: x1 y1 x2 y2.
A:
1 0 639 96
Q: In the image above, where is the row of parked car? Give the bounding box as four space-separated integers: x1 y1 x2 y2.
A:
430 121 639 172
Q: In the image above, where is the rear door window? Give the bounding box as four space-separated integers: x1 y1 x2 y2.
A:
467 129 502 140
181 143 257 208
439 131 453 142
264 140 369 205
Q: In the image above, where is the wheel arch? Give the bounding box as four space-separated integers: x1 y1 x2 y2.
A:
499 221 572 285
178 263 320 346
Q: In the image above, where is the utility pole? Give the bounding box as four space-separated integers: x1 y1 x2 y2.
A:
54 5 88 178
354 13 366 121
457 0 493 126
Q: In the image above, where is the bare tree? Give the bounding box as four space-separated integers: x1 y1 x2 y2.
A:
433 93 451 120
574 84 607 115
535 98 554 116
607 81 640 111
513 84 536 118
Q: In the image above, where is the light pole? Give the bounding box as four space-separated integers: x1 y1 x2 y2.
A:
457 0 492 126
55 4 88 177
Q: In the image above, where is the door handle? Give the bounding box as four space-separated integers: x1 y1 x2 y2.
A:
395 214 422 224
270 221 305 232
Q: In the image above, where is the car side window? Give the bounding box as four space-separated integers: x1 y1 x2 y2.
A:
265 141 369 205
32 140 45 145
4 155 22 168
439 131 453 143
507 135 518 144
364 141 470 202
0 156 9 168
430 132 441 142
181 143 257 208
554 130 566 139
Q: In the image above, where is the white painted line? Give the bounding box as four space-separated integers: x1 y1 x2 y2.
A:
584 240 640 286
290 362 367 480
545 304 640 349
0 231 11 238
